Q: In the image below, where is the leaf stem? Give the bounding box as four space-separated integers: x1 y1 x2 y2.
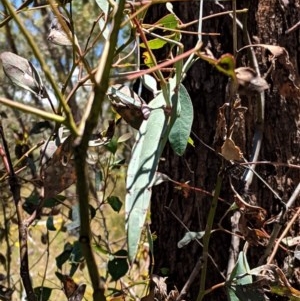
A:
196 171 224 301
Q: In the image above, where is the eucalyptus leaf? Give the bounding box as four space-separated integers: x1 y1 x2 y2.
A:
169 84 193 156
226 251 252 301
0 52 44 97
46 216 56 231
125 78 179 262
34 287 52 301
140 38 167 50
95 0 109 15
142 74 158 95
154 13 178 30
107 196 122 212
48 17 73 46
108 249 129 281
177 231 204 248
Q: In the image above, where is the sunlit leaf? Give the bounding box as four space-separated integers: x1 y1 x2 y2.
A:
140 38 167 50
215 54 236 79
0 52 44 96
187 136 195 147
48 16 74 46
66 204 80 233
177 231 204 248
142 51 155 68
169 83 193 156
221 138 243 161
151 172 170 187
235 67 269 94
154 13 178 30
125 78 179 262
142 74 158 95
95 0 109 15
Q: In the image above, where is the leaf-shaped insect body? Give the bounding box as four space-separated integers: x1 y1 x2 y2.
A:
108 85 151 129
0 52 44 97
48 16 75 46
235 67 269 95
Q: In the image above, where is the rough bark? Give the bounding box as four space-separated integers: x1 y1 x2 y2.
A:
149 1 300 300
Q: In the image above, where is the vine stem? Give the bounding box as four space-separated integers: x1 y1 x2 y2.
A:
196 171 224 301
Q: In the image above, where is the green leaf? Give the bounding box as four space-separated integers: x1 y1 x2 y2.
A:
55 242 73 269
105 137 118 154
234 283 266 301
46 216 56 231
125 78 179 262
169 84 193 155
140 38 167 50
34 287 52 301
154 13 179 30
89 204 97 219
108 249 129 281
107 196 122 213
177 231 204 248
187 136 195 147
93 244 109 255
226 251 253 301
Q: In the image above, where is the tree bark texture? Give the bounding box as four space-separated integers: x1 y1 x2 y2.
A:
149 1 300 300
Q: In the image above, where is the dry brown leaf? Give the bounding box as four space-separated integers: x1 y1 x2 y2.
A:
42 135 76 200
235 67 269 94
221 138 243 161
239 44 285 57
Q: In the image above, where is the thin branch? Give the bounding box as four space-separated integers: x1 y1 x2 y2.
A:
73 0 126 300
0 122 36 301
0 97 65 124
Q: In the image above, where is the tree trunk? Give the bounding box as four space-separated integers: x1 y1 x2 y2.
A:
149 1 300 300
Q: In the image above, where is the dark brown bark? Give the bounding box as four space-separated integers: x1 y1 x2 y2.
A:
149 1 300 300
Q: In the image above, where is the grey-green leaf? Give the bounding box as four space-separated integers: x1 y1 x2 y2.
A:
169 84 193 156
125 78 179 262
0 52 44 96
177 231 204 248
226 251 253 301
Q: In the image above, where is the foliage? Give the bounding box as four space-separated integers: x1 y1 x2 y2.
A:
0 1 299 301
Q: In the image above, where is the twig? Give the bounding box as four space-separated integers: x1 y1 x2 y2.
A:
165 204 226 280
0 122 36 301
267 206 300 264
176 259 203 301
285 20 300 34
196 172 224 301
259 183 300 265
